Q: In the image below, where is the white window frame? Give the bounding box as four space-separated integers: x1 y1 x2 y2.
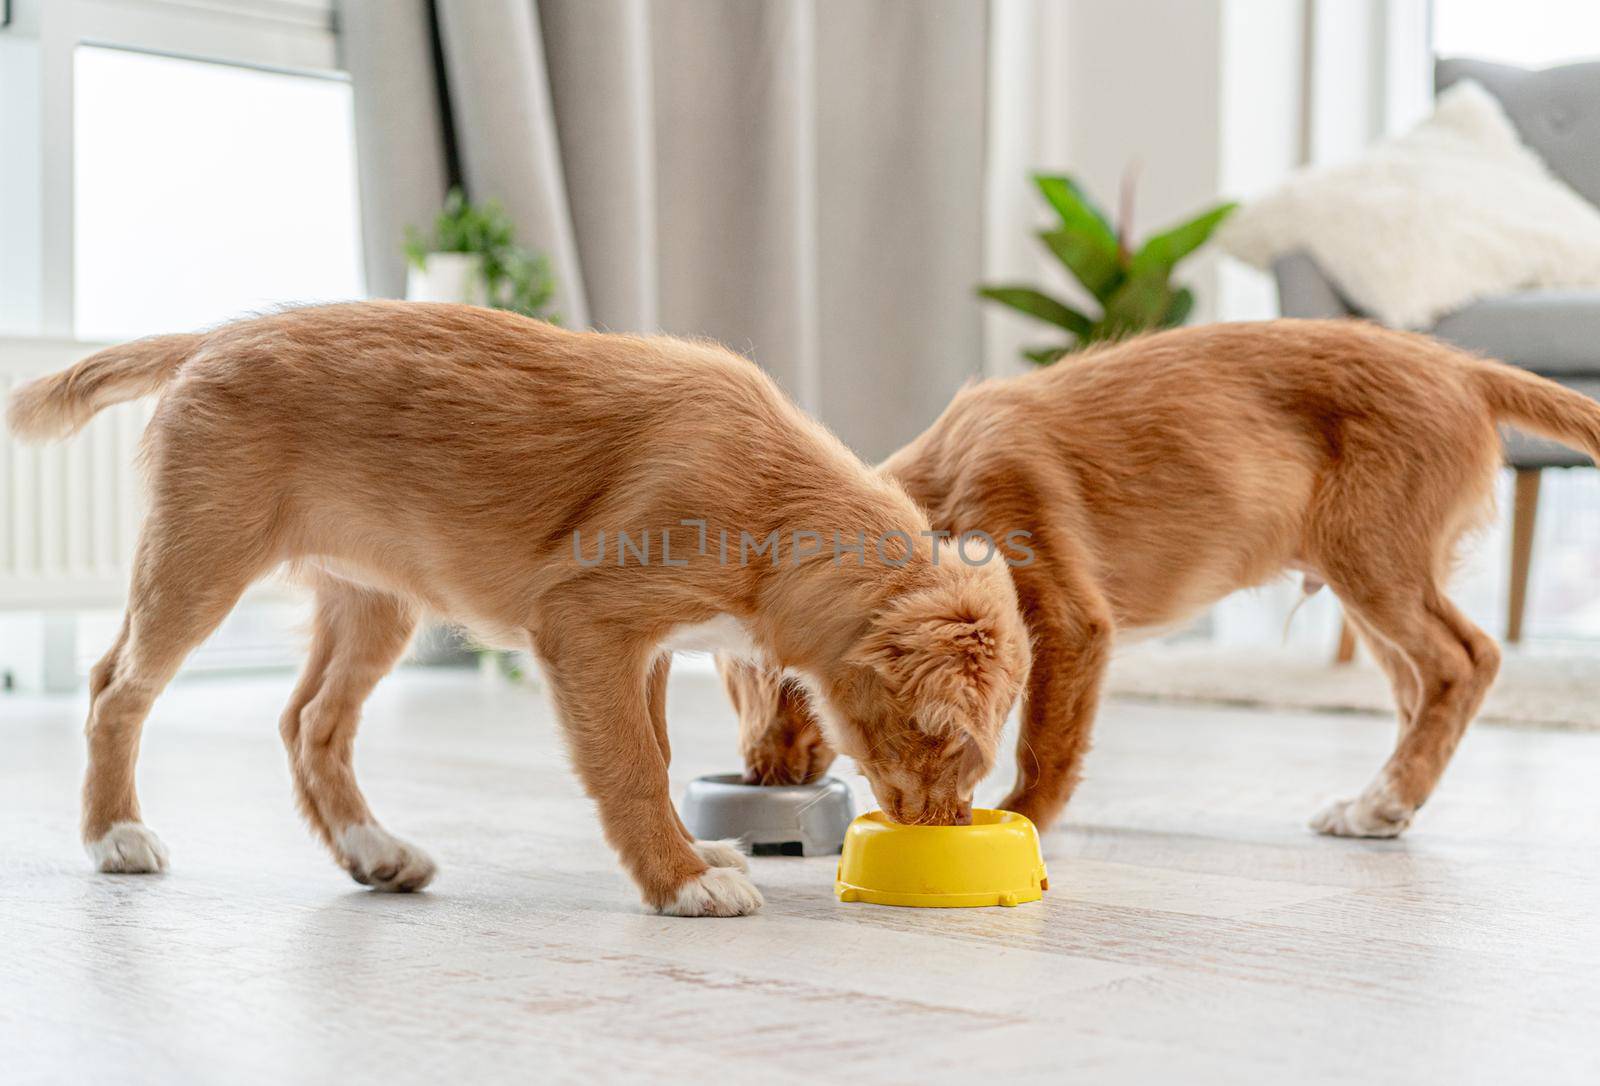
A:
1302 0 1432 167
19 0 344 337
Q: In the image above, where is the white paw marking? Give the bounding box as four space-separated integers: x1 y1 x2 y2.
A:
88 822 170 874
693 838 750 873
658 865 764 917
1310 790 1414 838
336 823 436 892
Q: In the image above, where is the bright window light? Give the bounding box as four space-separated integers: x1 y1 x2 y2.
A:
1433 0 1600 67
73 46 364 341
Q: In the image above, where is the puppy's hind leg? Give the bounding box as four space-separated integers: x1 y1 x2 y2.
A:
84 516 267 872
1345 610 1420 728
1312 584 1499 838
1306 433 1501 838
281 576 431 892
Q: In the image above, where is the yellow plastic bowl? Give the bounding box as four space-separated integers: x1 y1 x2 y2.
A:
835 808 1049 908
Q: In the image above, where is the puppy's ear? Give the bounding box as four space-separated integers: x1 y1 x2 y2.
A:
849 578 1028 749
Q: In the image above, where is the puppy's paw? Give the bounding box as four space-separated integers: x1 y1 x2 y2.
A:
87 821 170 874
693 838 750 872
1310 794 1413 838
336 823 436 892
658 866 764 917
997 789 1061 831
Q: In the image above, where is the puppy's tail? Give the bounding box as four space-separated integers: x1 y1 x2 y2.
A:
5 333 203 443
1473 359 1600 463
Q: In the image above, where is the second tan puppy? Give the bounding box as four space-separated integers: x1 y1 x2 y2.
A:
723 319 1600 839
7 301 1029 916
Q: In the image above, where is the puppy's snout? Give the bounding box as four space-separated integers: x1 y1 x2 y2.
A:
924 801 971 826
878 786 917 825
743 737 805 786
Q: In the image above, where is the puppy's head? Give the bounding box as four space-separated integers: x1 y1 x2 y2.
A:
716 654 836 785
814 556 1029 825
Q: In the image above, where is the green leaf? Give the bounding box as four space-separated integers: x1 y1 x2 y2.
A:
1098 269 1174 339
1130 201 1236 278
1033 174 1117 247
404 185 560 321
1038 229 1124 304
403 226 429 269
1023 345 1071 366
1162 287 1195 327
977 286 1093 336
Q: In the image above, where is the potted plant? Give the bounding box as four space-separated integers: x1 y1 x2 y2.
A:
979 172 1235 364
405 188 558 320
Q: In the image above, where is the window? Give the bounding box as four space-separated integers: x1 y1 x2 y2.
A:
73 46 364 340
0 0 355 338
0 0 357 682
1433 0 1600 67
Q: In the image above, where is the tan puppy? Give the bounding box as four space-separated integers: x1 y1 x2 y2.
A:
722 319 1600 838
7 302 1029 915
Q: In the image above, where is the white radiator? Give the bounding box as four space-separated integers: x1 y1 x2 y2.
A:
0 337 147 610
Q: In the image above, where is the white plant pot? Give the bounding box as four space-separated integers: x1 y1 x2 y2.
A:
406 252 488 306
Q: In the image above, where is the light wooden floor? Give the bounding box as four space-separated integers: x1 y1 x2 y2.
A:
3 663 1599 1083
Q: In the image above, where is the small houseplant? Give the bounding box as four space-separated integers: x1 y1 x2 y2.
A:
979 172 1235 365
405 188 558 321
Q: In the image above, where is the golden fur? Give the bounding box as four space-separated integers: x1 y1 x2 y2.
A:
7 301 1030 915
722 319 1600 838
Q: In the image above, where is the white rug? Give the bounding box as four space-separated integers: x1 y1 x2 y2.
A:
1106 643 1600 731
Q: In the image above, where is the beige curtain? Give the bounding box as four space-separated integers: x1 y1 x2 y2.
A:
341 0 988 460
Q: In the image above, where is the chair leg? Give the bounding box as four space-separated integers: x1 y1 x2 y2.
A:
1333 615 1357 665
1506 468 1541 645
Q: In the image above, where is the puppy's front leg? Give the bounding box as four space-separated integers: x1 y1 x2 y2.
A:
998 543 1114 831
536 633 763 917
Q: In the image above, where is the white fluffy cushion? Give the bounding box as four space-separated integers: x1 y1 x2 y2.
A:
1219 81 1600 329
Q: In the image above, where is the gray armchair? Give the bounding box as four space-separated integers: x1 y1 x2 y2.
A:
1275 57 1600 652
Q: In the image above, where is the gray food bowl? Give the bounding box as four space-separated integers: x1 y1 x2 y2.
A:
681 773 856 857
